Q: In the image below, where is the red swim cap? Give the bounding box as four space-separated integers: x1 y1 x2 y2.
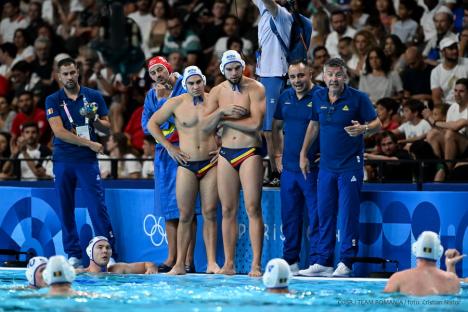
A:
147 56 173 74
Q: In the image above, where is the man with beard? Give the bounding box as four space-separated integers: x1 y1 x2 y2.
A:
272 60 321 276
141 56 197 273
77 236 157 274
45 57 115 268
204 50 265 276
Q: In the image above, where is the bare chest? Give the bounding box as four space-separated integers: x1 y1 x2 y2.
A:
174 102 204 128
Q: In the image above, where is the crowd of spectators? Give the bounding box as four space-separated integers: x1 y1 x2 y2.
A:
0 0 466 182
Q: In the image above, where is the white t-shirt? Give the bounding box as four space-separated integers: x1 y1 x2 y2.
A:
398 119 432 139
16 46 35 62
141 157 154 178
18 145 49 181
0 16 28 43
430 58 468 104
446 103 468 135
119 153 142 178
213 36 253 60
254 0 293 77
325 27 356 59
358 71 403 103
128 11 155 57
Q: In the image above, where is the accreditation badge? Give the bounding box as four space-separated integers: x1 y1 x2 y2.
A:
76 125 91 140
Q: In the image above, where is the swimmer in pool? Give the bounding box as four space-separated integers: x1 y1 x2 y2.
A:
43 255 80 296
263 258 291 294
25 256 48 289
445 248 468 282
384 231 460 296
77 236 158 274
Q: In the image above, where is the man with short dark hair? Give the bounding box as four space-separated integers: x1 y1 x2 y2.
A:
45 57 115 268
300 58 381 277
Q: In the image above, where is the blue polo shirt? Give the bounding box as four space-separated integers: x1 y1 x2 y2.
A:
274 85 321 172
310 85 376 173
45 86 108 162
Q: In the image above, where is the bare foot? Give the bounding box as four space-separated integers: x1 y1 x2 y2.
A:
248 265 262 277
206 262 221 274
167 265 186 275
216 264 236 275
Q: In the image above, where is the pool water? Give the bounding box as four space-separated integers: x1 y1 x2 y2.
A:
0 270 466 312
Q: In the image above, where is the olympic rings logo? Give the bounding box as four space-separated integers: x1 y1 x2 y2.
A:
143 214 168 247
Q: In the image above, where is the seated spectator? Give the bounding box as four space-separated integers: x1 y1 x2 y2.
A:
382 35 405 72
423 5 458 65
347 30 377 79
147 0 170 55
25 1 45 38
310 46 330 83
359 47 403 103
167 51 185 74
0 0 29 44
376 97 400 131
0 96 16 132
2 122 51 181
409 140 445 182
375 0 397 34
199 0 228 59
309 9 330 52
426 78 468 169
10 90 49 145
401 46 434 103
141 134 155 179
391 0 419 44
364 131 413 182
0 42 18 77
31 37 54 87
213 15 253 60
430 38 468 106
393 99 432 147
106 133 142 179
162 16 201 66
124 105 144 152
128 0 155 58
430 103 449 123
13 28 35 63
460 25 468 58
325 10 356 58
349 0 369 31
10 61 43 98
0 132 11 173
337 37 353 64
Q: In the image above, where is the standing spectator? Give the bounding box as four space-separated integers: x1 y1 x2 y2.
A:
272 61 321 276
0 0 28 44
251 0 293 186
299 58 381 277
106 133 142 179
10 91 49 145
401 45 434 102
431 38 468 106
359 48 403 103
426 78 468 168
162 16 202 66
45 57 115 268
325 10 356 58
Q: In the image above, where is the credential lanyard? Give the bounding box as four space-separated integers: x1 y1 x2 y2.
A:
62 101 75 126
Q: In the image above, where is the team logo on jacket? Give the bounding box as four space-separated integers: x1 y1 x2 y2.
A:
342 105 349 111
307 102 312 107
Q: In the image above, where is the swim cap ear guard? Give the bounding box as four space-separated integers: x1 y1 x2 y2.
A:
219 50 245 75
262 258 291 289
182 66 206 90
86 236 109 261
412 231 444 261
26 256 48 287
42 255 76 285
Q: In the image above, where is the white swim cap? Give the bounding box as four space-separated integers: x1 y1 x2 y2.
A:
42 255 76 285
182 66 206 90
26 256 48 287
219 50 245 75
86 236 109 261
263 258 291 289
412 231 444 261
